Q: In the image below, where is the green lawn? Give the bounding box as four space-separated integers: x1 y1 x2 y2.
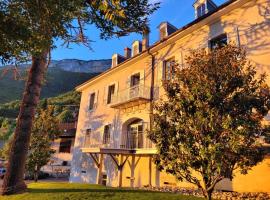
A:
0 182 203 200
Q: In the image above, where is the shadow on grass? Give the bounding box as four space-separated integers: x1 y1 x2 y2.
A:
27 188 159 194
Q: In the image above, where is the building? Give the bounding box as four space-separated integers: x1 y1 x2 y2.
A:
42 122 77 177
70 0 270 192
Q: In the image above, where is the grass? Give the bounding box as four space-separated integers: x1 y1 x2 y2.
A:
0 182 204 200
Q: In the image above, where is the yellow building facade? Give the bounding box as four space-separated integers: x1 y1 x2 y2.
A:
70 0 270 192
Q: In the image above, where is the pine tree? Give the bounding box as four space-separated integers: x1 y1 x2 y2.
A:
0 0 159 194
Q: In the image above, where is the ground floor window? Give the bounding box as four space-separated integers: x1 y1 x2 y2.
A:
210 33 227 50
59 139 72 153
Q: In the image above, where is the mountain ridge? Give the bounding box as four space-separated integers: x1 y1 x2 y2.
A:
1 58 112 73
0 59 111 104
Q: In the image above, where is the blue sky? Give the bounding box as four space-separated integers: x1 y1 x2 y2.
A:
52 0 227 61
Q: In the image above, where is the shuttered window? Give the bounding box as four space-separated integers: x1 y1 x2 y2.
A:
163 58 175 81
197 4 206 18
84 129 91 147
107 84 115 104
89 93 95 110
130 73 140 87
103 125 111 144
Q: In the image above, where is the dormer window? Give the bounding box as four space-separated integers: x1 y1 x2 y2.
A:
197 3 206 18
158 22 178 40
111 54 126 68
193 0 217 19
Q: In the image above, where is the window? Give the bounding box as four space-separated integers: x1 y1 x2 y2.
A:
130 73 140 87
163 58 175 81
84 129 91 147
197 4 206 18
86 128 91 137
89 93 95 110
107 84 115 104
210 34 227 50
59 139 72 153
103 124 111 144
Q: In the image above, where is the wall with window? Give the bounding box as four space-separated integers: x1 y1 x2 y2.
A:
71 0 270 192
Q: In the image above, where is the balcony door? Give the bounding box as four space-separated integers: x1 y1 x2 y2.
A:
130 73 140 98
127 120 144 149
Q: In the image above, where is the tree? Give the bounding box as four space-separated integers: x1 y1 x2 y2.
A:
0 119 16 141
0 137 13 161
149 45 270 200
57 109 75 123
0 0 159 194
26 106 60 182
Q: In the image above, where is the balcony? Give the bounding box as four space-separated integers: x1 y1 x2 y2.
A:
110 85 151 109
82 131 156 154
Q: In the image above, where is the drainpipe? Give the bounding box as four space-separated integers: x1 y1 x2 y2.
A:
148 49 155 187
148 49 155 146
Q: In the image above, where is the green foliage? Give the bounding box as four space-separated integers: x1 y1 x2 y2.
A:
0 118 16 140
88 0 160 39
0 67 97 104
0 0 159 63
0 90 81 119
149 45 270 199
57 109 74 123
0 136 14 160
26 106 61 181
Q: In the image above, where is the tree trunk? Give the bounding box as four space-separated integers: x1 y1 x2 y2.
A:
34 165 38 183
206 189 213 200
34 172 38 183
205 189 214 200
1 51 48 195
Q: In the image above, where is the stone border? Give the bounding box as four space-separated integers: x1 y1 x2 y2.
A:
137 186 270 200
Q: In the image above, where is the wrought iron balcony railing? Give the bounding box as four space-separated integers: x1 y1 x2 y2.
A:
110 85 151 108
83 131 154 150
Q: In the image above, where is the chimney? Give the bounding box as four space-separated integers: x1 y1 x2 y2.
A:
111 53 126 68
124 47 131 59
193 0 217 19
132 40 142 57
142 33 149 51
158 22 177 41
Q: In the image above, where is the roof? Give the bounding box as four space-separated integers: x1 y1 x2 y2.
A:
76 0 238 91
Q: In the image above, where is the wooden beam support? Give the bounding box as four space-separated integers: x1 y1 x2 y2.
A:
130 155 135 188
109 154 120 168
108 154 130 187
97 154 104 185
118 155 123 187
120 155 129 168
89 153 100 168
149 156 152 187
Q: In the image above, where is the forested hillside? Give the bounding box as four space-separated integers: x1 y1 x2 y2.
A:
0 67 98 104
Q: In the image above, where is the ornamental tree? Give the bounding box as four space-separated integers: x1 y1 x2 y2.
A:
149 45 270 200
27 106 60 182
0 0 159 194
